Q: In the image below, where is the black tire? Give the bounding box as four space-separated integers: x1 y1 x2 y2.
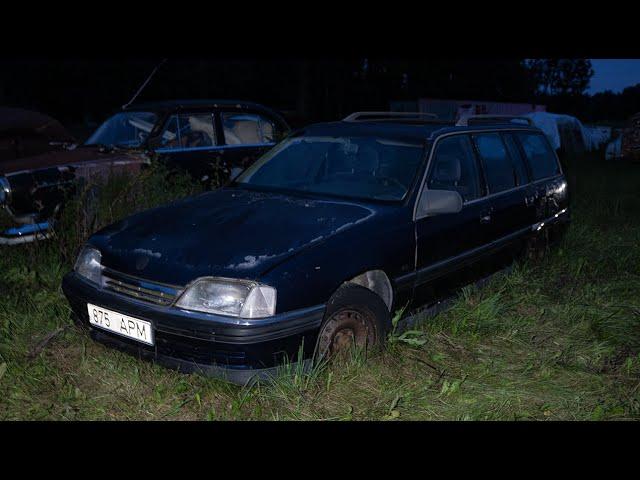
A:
526 228 549 261
526 222 568 261
549 221 569 247
314 283 391 362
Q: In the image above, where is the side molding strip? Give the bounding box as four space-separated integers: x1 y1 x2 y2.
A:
395 208 569 287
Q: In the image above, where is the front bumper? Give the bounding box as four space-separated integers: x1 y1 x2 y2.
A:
0 221 53 245
62 272 325 384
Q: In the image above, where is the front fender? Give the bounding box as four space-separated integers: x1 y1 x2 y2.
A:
261 215 415 313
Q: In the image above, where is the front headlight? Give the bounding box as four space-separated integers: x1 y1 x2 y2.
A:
74 246 103 285
175 278 276 319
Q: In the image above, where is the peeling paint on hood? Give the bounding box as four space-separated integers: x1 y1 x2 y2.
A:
90 187 377 285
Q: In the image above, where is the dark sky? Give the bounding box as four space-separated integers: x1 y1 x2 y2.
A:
589 59 640 93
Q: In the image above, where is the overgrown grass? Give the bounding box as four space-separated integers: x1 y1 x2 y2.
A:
1 155 639 420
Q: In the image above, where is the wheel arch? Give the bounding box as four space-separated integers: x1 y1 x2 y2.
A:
342 269 393 312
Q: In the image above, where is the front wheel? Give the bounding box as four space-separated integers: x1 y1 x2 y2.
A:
315 284 391 362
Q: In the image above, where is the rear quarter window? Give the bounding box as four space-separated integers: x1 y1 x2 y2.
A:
517 132 561 181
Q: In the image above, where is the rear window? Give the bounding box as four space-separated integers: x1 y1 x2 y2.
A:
517 133 560 181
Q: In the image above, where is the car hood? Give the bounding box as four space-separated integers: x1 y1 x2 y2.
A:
91 187 379 285
0 146 144 176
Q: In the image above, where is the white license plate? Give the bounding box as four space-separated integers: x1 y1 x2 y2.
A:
87 303 154 346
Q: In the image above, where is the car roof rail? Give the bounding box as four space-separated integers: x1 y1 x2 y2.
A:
456 115 534 127
342 111 440 123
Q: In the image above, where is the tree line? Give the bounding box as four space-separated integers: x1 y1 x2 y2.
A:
0 59 637 127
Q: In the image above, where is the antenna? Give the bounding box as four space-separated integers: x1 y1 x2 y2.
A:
121 58 167 110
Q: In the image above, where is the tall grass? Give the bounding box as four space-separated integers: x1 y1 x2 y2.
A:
1 153 639 420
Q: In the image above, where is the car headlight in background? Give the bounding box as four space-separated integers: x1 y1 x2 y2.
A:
175 278 276 319
74 246 103 285
0 177 10 206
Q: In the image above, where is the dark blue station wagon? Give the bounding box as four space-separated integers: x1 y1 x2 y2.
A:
62 112 569 384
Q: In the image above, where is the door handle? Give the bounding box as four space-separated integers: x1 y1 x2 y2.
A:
480 214 492 224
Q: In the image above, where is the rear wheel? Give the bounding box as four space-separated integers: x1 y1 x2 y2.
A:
315 284 391 362
526 222 568 261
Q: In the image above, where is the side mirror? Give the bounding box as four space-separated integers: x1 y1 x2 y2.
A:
416 189 463 218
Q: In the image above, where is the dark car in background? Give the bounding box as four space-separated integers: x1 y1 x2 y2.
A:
621 112 640 162
91 99 289 184
0 100 289 244
0 106 147 244
0 107 76 162
62 112 569 384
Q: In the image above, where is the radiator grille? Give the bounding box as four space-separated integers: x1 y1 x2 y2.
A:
102 269 181 306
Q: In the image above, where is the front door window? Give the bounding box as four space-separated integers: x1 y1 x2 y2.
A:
160 113 217 150
426 135 481 202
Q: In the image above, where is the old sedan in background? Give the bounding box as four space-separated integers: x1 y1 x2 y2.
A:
0 106 76 163
0 99 289 244
89 99 289 184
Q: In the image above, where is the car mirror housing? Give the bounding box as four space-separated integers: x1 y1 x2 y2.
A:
416 189 463 218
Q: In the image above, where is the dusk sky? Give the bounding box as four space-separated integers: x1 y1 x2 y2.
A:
589 59 640 94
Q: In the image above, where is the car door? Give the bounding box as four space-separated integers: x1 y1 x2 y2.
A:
413 133 492 307
153 111 227 186
515 131 566 225
470 132 534 260
218 111 281 180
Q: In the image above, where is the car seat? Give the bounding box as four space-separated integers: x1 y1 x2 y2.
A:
431 154 461 186
429 154 473 198
232 120 262 145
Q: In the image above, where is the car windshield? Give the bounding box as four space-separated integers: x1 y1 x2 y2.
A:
235 135 426 201
85 111 158 148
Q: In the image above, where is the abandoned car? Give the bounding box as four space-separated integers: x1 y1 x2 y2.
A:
62 112 569 383
621 112 640 162
0 106 76 163
0 107 146 244
0 100 289 244
88 99 289 183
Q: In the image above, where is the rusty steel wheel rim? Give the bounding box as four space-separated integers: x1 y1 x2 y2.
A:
317 308 377 360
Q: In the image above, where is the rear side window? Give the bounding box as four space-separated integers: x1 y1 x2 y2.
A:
428 135 481 202
472 133 516 193
517 132 560 180
502 133 530 185
222 113 277 145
